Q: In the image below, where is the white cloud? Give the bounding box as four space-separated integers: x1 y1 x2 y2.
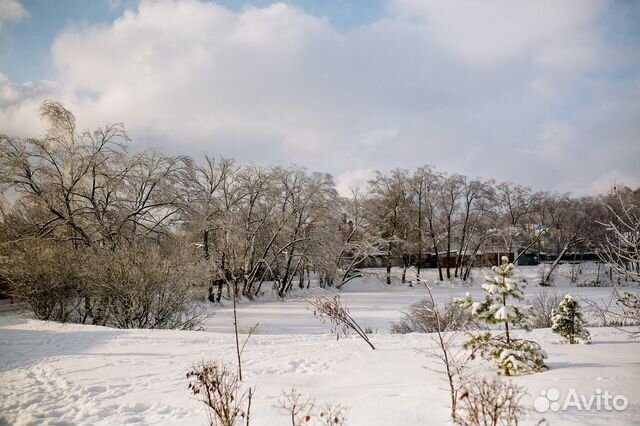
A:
590 171 640 195
0 73 54 136
0 0 28 28
534 122 576 161
389 0 607 67
49 2 347 158
106 0 122 10
336 168 376 197
0 0 638 195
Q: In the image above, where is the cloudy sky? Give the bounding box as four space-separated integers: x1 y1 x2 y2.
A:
1 0 639 195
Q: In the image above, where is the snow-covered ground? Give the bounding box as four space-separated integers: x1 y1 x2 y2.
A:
1 264 639 425
205 286 617 335
205 263 623 334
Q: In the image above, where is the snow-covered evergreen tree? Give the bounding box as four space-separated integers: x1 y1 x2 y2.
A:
551 294 591 344
457 256 547 375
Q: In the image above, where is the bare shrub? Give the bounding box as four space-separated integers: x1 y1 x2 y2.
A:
391 298 478 334
616 290 640 332
317 402 348 426
456 375 526 426
363 325 376 334
2 243 87 323
276 387 316 426
528 289 563 329
583 290 640 338
309 294 375 350
276 387 348 426
89 245 209 329
420 283 469 421
187 361 253 426
2 239 209 329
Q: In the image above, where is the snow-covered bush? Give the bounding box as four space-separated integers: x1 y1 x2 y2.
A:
456 375 526 426
551 294 591 344
457 256 547 375
391 298 478 334
187 361 253 426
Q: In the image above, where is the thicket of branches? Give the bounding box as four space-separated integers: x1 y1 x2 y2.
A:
1 101 639 327
391 298 478 334
456 376 526 426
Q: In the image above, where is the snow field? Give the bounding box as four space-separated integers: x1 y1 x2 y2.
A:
1 320 638 425
1 263 639 425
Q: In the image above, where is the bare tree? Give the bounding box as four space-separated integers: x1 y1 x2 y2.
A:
369 169 411 284
598 196 640 282
540 195 591 284
453 177 484 278
495 182 539 253
335 189 385 288
459 188 500 281
0 101 204 327
0 101 128 247
412 166 445 281
439 174 464 280
587 194 640 338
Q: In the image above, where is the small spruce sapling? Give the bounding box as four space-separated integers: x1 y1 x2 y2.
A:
551 294 591 344
457 256 547 376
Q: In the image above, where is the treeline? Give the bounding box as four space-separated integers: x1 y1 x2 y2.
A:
361 168 637 286
0 101 637 328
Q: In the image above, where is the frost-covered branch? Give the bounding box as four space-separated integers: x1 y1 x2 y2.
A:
308 294 375 350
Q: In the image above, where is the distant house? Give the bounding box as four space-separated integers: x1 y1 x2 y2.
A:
354 251 388 268
435 250 459 268
517 252 539 266
337 215 541 270
474 251 515 267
